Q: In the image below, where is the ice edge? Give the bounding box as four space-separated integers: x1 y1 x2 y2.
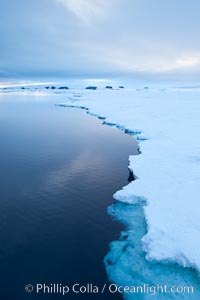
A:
56 102 199 274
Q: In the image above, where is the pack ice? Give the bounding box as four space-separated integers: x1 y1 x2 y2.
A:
59 87 200 273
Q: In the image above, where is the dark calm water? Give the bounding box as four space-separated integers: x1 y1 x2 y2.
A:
0 95 138 300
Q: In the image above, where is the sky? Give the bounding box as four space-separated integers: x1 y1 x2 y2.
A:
1 0 200 78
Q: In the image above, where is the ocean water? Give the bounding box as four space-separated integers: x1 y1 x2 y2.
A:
0 95 138 299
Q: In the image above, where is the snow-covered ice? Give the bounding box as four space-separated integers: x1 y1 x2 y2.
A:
57 85 200 298
57 87 200 273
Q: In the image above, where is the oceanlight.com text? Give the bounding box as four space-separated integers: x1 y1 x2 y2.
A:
25 283 194 296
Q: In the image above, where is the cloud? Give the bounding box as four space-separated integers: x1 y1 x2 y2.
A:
1 0 200 77
176 55 200 67
56 0 111 23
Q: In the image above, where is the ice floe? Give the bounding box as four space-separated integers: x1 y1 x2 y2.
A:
58 87 200 274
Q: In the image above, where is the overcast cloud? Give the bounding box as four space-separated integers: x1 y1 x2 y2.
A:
1 0 200 78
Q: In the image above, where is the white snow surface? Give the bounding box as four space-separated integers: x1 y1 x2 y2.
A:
59 88 200 272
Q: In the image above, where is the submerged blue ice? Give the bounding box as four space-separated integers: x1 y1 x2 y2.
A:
104 201 200 300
